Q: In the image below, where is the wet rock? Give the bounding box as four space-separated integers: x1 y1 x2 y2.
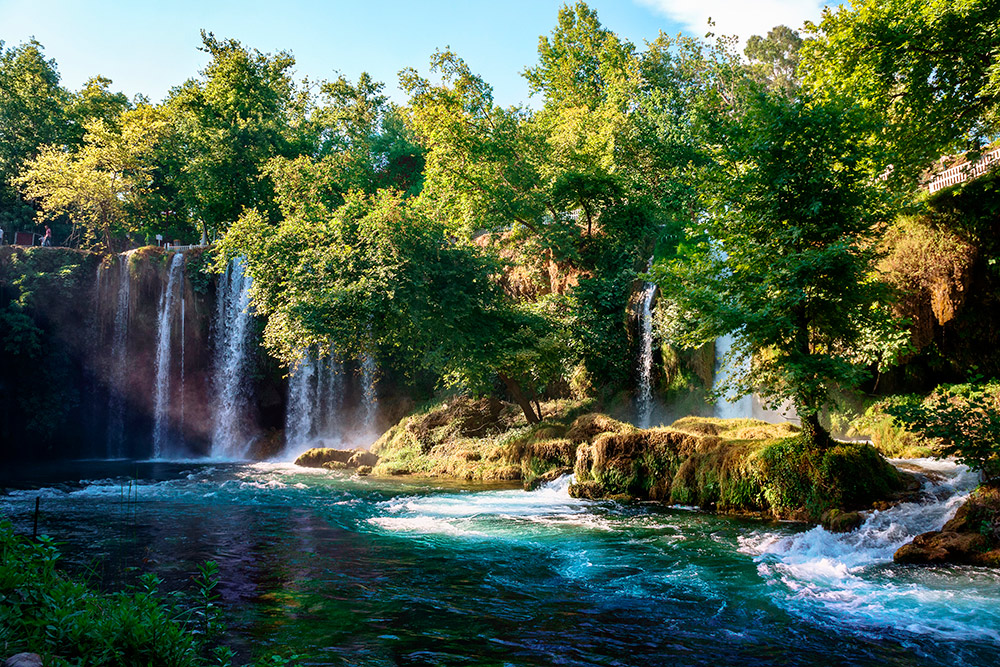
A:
4 654 42 667
894 530 988 564
525 467 573 491
895 484 1000 566
356 465 373 476
568 480 605 499
821 509 864 533
295 448 378 469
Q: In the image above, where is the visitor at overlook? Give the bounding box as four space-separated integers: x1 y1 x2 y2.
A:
41 226 52 247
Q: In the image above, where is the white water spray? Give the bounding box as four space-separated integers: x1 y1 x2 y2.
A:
106 256 130 458
712 332 752 419
360 351 378 438
636 269 657 429
743 460 1000 640
210 258 255 459
284 348 348 456
152 252 185 458
285 353 317 451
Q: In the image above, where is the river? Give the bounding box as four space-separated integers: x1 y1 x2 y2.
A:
1 459 998 666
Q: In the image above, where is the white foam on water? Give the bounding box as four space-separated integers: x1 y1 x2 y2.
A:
742 459 1000 642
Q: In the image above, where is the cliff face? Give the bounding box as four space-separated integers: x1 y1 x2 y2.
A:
0 246 282 460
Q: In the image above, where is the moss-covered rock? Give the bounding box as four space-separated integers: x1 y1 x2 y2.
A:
895 485 1000 566
570 416 907 521
294 448 378 469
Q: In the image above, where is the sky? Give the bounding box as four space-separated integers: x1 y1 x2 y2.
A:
0 0 841 108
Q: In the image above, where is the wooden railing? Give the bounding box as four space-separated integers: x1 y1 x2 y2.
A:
926 146 1000 193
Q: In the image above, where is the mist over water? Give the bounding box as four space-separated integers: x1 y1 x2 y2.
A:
1 459 997 666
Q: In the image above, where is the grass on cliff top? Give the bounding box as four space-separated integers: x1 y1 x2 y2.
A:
370 396 605 481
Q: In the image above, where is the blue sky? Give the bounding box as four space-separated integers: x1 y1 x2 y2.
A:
0 0 839 107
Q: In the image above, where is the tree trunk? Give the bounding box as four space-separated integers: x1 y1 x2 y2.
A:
499 372 540 424
800 411 831 449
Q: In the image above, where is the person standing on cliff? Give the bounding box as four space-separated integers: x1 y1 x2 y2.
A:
41 225 52 247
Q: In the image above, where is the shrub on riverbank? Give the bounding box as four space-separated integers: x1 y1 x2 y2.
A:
0 521 295 666
570 417 909 520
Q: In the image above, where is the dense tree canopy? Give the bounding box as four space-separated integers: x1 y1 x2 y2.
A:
4 1 1000 438
801 0 1000 179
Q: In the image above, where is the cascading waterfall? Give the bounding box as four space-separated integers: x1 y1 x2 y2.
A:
152 252 185 458
106 256 130 458
180 293 185 435
210 258 254 459
360 351 378 437
713 332 753 419
284 348 347 455
318 350 344 438
285 353 317 450
635 271 657 429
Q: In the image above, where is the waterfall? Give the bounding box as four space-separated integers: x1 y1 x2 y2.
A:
106 256 130 458
285 353 317 451
284 348 348 456
360 351 378 437
210 258 255 459
180 292 185 436
712 332 753 419
152 252 185 458
635 277 657 429
318 350 344 438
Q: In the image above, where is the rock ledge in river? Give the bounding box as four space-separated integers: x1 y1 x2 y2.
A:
294 448 378 469
894 485 1000 566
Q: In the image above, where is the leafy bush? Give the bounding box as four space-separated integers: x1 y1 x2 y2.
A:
0 521 297 666
886 382 1000 483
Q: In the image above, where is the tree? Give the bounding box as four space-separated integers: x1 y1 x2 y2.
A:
887 383 1000 483
15 105 169 251
745 25 803 98
801 0 1000 180
0 40 71 231
166 31 309 240
654 89 895 445
218 185 564 424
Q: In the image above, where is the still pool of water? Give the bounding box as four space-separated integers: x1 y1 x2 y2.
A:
1 459 998 666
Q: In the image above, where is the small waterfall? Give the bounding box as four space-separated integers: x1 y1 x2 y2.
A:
318 350 344 437
210 258 255 459
106 256 130 458
635 275 657 429
284 348 348 456
360 351 378 437
713 332 752 419
152 252 185 458
285 353 317 450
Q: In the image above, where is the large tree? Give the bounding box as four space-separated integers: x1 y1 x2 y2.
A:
15 106 169 251
655 89 896 445
0 40 71 231
166 31 311 240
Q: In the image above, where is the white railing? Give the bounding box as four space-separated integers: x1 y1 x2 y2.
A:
927 147 1000 193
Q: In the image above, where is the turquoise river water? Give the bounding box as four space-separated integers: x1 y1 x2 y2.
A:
1 458 998 666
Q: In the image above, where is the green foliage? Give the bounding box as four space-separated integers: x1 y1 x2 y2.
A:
15 106 170 251
754 437 903 516
0 521 297 666
886 382 1000 482
801 0 1000 182
655 88 896 444
744 25 803 98
0 40 71 231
